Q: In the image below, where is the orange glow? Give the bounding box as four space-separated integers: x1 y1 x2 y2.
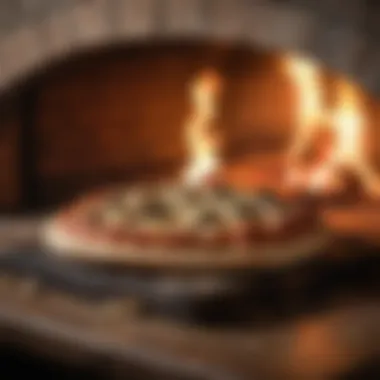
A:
282 54 380 197
283 54 325 160
282 54 329 192
331 80 380 196
181 58 379 198
182 69 223 186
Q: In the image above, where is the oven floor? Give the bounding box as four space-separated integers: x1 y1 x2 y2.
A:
0 216 378 380
0 345 379 380
0 347 99 379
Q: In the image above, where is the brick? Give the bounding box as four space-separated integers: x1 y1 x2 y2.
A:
356 50 380 97
313 27 365 78
0 1 23 34
0 26 44 90
37 8 78 58
161 0 205 37
0 0 378 98
206 0 250 40
245 4 316 52
68 0 113 48
112 0 157 39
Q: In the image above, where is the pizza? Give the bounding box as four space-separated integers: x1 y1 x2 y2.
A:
42 183 328 268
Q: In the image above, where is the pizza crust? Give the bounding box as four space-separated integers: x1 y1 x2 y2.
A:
41 216 330 269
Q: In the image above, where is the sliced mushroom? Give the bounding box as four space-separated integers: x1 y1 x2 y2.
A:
140 196 174 221
86 208 105 226
251 192 285 229
102 207 126 227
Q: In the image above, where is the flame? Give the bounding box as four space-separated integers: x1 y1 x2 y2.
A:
182 69 223 186
330 80 380 194
330 81 365 166
282 55 326 189
283 54 380 197
283 55 324 159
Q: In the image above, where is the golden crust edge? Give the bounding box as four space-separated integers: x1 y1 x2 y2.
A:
40 216 330 269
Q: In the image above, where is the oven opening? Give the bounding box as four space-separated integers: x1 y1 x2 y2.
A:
0 40 379 240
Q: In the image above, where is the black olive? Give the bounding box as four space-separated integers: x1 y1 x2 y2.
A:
141 199 171 219
106 190 125 205
179 187 204 205
255 190 279 204
197 209 222 227
212 184 234 200
237 201 261 221
86 208 104 226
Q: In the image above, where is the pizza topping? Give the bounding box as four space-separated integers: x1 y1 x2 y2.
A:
180 187 204 205
212 184 236 201
121 187 148 210
196 209 223 228
60 184 318 250
86 208 104 226
235 199 261 223
140 198 172 220
195 212 224 242
252 194 284 230
102 207 126 227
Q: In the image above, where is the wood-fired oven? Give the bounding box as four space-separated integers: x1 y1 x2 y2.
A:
0 1 378 379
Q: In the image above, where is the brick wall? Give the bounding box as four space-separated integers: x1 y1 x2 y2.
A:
0 0 379 96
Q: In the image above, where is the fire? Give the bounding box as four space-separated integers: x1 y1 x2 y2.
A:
331 80 380 195
282 54 331 192
283 54 380 197
180 59 380 198
182 69 223 186
283 54 325 163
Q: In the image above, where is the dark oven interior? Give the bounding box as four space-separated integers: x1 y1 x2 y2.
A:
1 40 380 213
0 40 297 211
